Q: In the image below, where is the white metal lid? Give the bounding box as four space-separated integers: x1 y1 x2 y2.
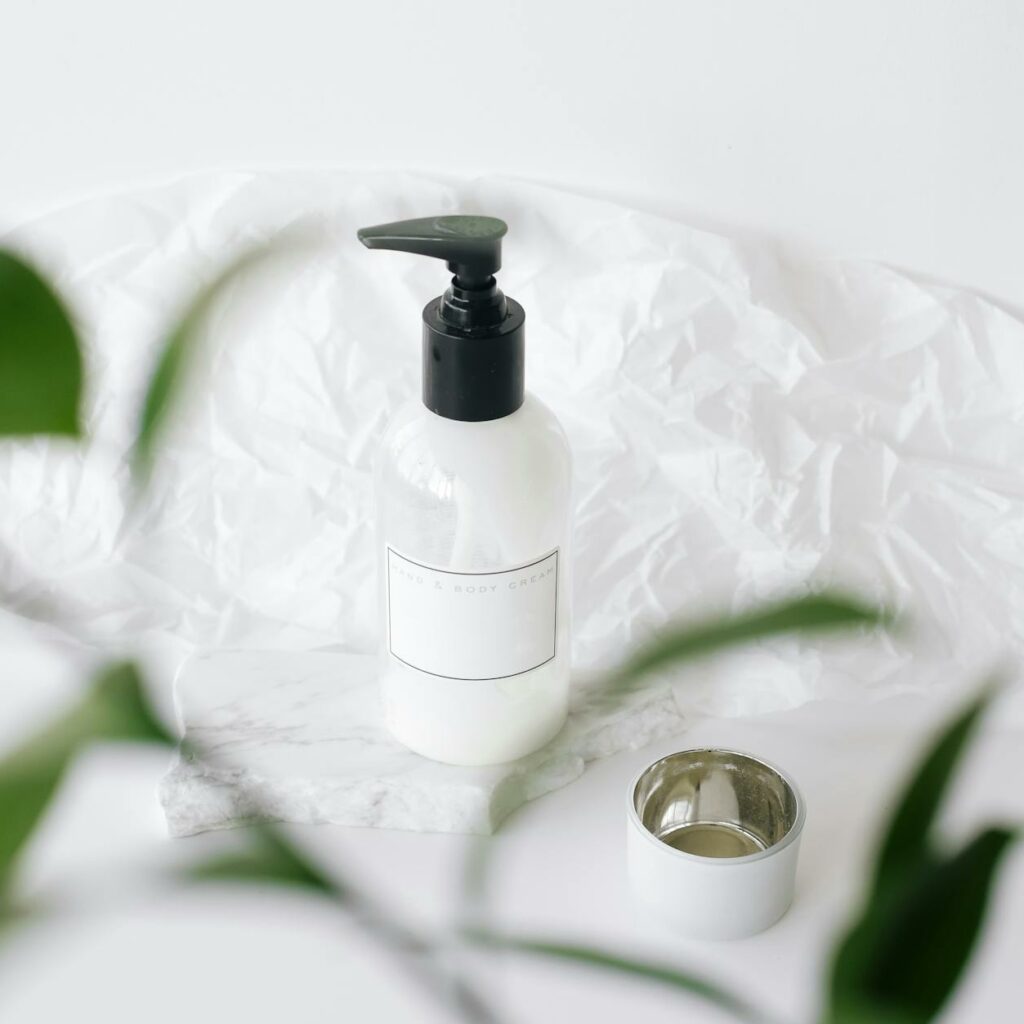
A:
626 748 806 940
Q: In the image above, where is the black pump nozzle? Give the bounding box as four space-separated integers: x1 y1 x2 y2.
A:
357 215 506 289
357 214 525 423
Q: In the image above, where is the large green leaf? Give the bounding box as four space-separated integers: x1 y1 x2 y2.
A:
827 827 1018 1024
0 662 171 899
606 593 890 693
467 929 762 1022
0 249 82 437
870 683 997 899
131 232 316 484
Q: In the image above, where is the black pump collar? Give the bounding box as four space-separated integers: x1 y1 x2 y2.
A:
422 290 524 421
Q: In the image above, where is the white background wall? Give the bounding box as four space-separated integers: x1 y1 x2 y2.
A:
3 0 1022 304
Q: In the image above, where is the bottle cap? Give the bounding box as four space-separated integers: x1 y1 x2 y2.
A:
357 215 525 422
626 748 806 940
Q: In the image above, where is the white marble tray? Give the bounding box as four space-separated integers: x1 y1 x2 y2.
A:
159 651 686 836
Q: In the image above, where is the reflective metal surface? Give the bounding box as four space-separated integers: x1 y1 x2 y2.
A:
632 749 802 859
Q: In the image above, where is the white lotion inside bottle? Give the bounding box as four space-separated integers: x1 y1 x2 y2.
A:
376 395 571 764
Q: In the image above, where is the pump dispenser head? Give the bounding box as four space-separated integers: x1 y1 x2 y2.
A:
357 215 525 422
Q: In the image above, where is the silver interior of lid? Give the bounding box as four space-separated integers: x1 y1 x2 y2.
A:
633 749 802 859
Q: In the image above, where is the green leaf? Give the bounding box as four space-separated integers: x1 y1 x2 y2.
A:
186 825 434 954
459 836 495 930
0 661 171 898
131 232 316 484
826 684 1014 1024
190 828 496 1018
466 929 762 1022
0 249 82 437
85 661 176 746
827 827 1018 1024
131 259 242 482
0 740 67 900
187 825 341 897
871 683 998 899
606 593 890 693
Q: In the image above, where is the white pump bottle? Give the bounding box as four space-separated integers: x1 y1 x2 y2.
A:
360 216 572 766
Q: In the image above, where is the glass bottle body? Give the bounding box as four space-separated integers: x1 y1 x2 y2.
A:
374 394 572 765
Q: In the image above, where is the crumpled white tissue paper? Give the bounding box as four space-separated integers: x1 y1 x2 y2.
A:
3 170 1023 834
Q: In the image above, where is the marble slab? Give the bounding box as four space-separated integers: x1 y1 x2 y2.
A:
159 651 686 837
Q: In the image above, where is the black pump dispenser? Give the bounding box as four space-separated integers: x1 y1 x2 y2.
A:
357 216 525 422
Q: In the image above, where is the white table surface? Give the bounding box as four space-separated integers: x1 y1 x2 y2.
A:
2 688 1020 1023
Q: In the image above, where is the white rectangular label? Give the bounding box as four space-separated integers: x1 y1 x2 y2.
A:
387 547 558 681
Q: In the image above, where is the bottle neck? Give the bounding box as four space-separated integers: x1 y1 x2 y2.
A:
440 277 508 332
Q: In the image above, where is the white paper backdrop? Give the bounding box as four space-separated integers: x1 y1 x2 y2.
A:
3 171 1023 718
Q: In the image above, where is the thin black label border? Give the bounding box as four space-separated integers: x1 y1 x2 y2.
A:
386 546 559 682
